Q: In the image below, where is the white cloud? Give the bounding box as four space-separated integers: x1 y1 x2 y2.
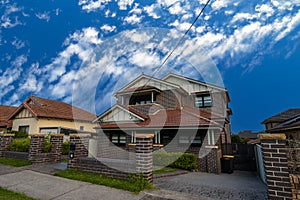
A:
275 10 300 41
231 12 256 23
170 20 192 32
144 4 161 19
271 0 299 10
19 74 43 93
11 37 25 49
124 14 143 25
11 54 27 67
157 0 178 7
169 2 183 14
129 51 161 68
0 3 23 28
100 24 116 32
118 0 134 10
211 0 230 10
255 4 274 17
36 12 50 22
78 0 112 12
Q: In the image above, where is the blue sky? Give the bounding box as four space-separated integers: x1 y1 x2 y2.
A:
1 0 300 133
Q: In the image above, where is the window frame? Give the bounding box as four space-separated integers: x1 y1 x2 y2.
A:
195 94 212 108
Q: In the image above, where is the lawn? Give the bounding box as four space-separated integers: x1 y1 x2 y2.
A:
153 167 178 174
0 158 32 167
0 187 36 200
54 169 153 193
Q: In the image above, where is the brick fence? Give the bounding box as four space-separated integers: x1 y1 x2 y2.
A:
68 133 154 182
0 134 64 163
260 134 293 200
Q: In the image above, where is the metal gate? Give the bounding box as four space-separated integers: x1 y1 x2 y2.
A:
232 143 257 171
255 144 266 184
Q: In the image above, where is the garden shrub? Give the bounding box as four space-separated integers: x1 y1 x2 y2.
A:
62 141 70 155
9 138 30 152
42 140 52 153
7 130 27 138
153 152 197 170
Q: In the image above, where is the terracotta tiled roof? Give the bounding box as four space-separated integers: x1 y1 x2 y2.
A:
97 108 221 129
261 108 300 124
9 96 96 122
0 105 18 127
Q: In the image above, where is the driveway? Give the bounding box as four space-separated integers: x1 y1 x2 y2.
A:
154 171 268 200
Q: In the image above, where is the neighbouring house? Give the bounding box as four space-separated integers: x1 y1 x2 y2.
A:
8 96 97 135
261 108 300 173
0 105 18 133
238 130 259 140
93 73 232 173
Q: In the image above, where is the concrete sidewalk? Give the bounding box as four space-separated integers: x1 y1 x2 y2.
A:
0 166 206 200
0 170 141 200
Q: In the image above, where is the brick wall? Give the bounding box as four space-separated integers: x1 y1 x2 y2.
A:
29 134 64 163
2 151 29 160
260 134 292 200
285 130 300 174
135 134 153 182
68 134 90 168
0 134 14 157
198 146 222 174
70 157 135 179
69 133 154 183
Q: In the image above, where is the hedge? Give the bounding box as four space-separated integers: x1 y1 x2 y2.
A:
62 141 70 155
153 152 197 170
9 138 30 152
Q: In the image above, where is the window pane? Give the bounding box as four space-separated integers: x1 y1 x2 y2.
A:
192 135 202 144
195 97 203 107
179 136 190 144
204 96 212 107
112 135 119 143
119 135 126 143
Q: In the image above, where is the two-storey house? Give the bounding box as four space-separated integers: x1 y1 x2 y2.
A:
94 73 232 173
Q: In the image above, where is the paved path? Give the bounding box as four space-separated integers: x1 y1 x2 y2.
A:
0 164 267 200
0 170 141 200
154 171 268 200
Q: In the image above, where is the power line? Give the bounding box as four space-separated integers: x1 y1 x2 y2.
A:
151 0 212 79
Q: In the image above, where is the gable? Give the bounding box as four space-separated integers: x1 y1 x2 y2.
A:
98 105 144 123
117 74 180 94
163 74 226 94
15 108 34 119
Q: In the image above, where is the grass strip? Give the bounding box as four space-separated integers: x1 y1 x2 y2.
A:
0 158 32 167
54 169 153 193
0 187 36 200
153 167 178 174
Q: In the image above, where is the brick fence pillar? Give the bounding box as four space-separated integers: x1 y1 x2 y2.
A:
68 134 90 168
260 134 292 200
198 146 222 174
29 134 46 162
0 134 15 157
135 134 153 183
50 134 64 162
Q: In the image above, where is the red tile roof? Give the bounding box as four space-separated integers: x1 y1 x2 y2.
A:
97 108 221 129
0 105 17 127
9 96 96 122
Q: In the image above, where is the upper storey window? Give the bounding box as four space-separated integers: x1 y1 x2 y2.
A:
195 94 212 108
129 94 156 105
